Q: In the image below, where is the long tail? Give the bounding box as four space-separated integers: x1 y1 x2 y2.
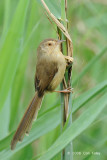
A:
11 92 43 150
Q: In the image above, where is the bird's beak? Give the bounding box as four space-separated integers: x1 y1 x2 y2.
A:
57 39 66 44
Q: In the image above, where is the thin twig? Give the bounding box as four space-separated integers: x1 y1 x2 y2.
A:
41 0 72 42
44 12 60 38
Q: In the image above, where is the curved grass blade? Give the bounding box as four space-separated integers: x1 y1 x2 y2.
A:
37 0 61 19
0 0 29 111
0 107 60 159
36 93 107 160
72 46 107 86
73 80 107 113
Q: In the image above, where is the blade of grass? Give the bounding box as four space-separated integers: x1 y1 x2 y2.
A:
73 80 107 113
72 46 107 86
0 0 30 111
37 0 61 19
9 1 40 131
0 92 10 139
62 80 107 133
0 106 61 159
36 93 107 160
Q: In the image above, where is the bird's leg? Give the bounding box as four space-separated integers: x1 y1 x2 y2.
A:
54 87 73 93
64 56 73 68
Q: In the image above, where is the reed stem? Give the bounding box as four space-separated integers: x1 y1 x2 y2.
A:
60 0 73 159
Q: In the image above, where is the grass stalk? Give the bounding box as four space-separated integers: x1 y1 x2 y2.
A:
60 0 73 159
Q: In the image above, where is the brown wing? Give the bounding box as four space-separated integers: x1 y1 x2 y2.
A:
35 60 58 96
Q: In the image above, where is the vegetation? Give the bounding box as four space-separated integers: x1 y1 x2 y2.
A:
0 0 107 160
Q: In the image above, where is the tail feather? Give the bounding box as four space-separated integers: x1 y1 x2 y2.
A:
11 92 43 150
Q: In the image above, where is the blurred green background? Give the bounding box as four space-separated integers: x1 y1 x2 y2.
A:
0 0 107 160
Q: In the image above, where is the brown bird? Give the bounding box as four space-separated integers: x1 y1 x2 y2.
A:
11 38 73 150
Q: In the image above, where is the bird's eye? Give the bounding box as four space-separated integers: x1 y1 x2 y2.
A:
48 43 52 46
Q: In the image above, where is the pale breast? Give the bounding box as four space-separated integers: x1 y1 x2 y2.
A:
48 54 66 91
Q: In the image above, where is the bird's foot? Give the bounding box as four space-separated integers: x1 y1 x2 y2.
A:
54 87 73 93
65 56 73 67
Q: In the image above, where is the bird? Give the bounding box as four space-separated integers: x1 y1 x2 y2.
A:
11 38 73 150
